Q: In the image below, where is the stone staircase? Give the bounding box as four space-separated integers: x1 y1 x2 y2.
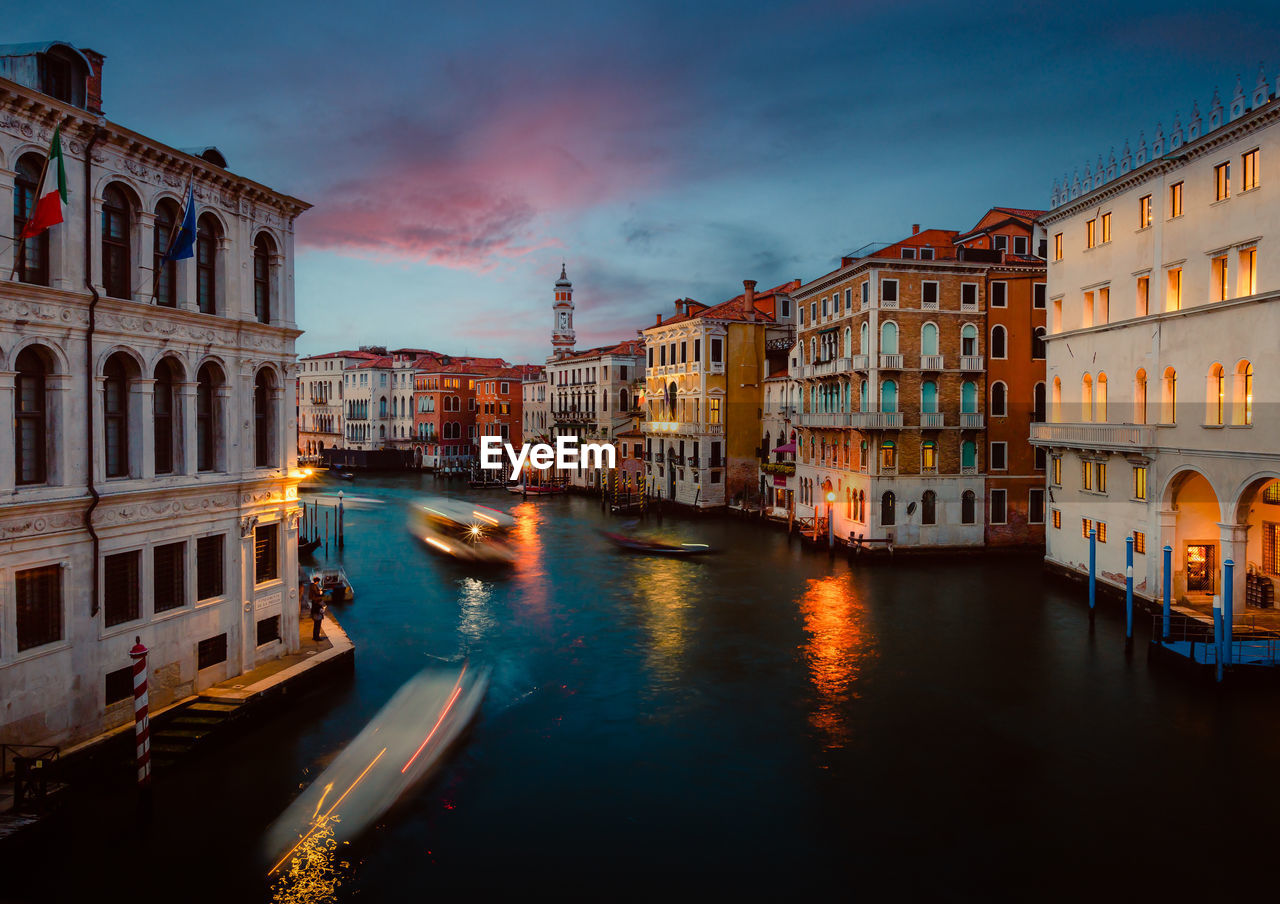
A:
148 697 247 769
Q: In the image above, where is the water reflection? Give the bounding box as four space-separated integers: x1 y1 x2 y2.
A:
457 577 495 647
508 502 547 616
632 557 695 695
269 815 348 903
798 574 872 750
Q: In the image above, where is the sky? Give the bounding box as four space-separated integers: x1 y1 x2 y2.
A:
14 1 1280 361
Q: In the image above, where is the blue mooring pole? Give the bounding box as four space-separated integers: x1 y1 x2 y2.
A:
1088 529 1097 614
1223 558 1235 667
1162 545 1172 641
1213 595 1224 683
1125 536 1134 646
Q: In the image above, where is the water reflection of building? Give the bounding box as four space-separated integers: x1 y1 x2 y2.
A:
1034 73 1280 618
798 575 871 749
632 558 694 694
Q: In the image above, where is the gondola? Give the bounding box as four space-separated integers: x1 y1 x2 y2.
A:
599 530 713 556
298 536 322 555
310 566 354 601
505 481 566 495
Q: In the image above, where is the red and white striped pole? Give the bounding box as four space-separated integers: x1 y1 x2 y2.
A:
129 637 151 788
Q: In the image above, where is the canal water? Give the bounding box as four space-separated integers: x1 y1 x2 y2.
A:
11 473 1280 900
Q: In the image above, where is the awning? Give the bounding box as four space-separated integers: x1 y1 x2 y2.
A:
774 442 796 453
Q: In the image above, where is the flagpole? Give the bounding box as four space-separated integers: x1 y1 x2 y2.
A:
149 170 193 304
8 137 55 282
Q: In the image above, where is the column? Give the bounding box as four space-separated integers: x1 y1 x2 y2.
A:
137 210 156 303
1219 521 1249 623
215 384 233 473
239 526 257 672
177 381 198 475
0 372 14 493
282 511 301 653
92 376 106 484
133 378 156 479
1158 505 1179 600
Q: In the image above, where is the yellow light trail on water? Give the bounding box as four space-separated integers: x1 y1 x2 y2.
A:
401 664 468 775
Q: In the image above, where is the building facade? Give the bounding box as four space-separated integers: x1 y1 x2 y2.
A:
297 349 376 461
522 367 548 443
643 279 799 508
1035 72 1280 615
0 43 308 747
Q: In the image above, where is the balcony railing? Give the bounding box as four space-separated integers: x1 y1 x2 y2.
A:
920 355 944 370
961 464 978 475
960 355 984 370
879 354 903 369
919 412 945 428
796 411 854 428
854 412 903 429
1029 422 1160 449
880 297 899 309
851 354 870 371
960 413 984 429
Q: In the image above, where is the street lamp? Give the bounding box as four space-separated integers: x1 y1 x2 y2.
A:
826 490 836 549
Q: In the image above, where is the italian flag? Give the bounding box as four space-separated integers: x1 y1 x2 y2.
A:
19 128 67 239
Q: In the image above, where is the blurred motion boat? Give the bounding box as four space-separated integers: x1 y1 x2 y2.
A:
264 663 490 877
411 497 517 564
600 530 713 557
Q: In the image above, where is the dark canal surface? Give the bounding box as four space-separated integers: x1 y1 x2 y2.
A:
10 473 1280 900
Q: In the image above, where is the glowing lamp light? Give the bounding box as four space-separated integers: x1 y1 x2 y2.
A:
826 491 836 503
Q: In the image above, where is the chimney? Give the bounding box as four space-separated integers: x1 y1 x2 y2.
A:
656 313 662 326
911 224 920 236
81 48 105 114
841 256 853 267
743 279 757 321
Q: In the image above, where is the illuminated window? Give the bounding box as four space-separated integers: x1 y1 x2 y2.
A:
1082 459 1092 491
1170 181 1183 217
1214 162 1230 201
1162 367 1177 423
1235 360 1253 426
1082 517 1093 539
1134 531 1146 555
1052 508 1062 529
1097 521 1107 543
879 440 896 470
708 398 721 424
1211 255 1229 302
1242 148 1260 191
1101 212 1111 243
1051 454 1062 486
1133 465 1147 500
1136 275 1149 316
921 440 937 471
1139 194 1152 228
1086 218 1096 249
1053 233 1063 261
1265 523 1280 575
1166 267 1182 312
1097 463 1107 494
1239 247 1257 296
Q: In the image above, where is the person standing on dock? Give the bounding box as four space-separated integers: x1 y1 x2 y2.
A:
308 577 327 642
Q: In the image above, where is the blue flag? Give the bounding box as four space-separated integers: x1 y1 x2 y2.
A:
163 182 196 262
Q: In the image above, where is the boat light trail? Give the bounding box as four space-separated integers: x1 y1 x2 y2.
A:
268 746 387 877
401 664 469 775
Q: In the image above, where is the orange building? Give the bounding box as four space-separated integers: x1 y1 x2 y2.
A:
475 364 542 448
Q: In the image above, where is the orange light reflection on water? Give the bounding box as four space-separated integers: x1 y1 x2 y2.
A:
798 574 872 750
633 556 694 695
509 502 547 615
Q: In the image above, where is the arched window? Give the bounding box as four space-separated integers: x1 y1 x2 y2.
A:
921 440 937 471
1234 360 1254 426
196 214 220 314
859 322 869 355
991 381 1007 417
103 353 132 477
1033 382 1046 423
196 363 221 472
153 199 181 307
961 324 978 356
379 425 386 439
991 325 1007 359
1207 363 1225 425
379 397 388 418
921 380 938 413
961 440 977 471
1134 369 1147 424
921 490 937 525
253 234 273 323
1097 372 1108 422
879 440 896 470
858 380 868 411
961 381 977 414
1052 377 1062 422
1162 367 1177 424
153 359 179 475
15 347 49 485
1032 326 1046 360
619 388 629 411
961 490 976 524
101 184 132 299
1081 373 1093 422
843 326 852 357
881 321 899 355
921 322 939 356
881 490 896 525
14 154 50 286
254 370 275 468
859 440 868 470
880 379 897 412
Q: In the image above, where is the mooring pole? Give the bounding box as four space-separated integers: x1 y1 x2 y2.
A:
325 510 329 554
1213 595 1224 683
1088 528 1097 616
1125 535 1134 648
1162 544 1172 641
1223 558 1235 666
338 490 344 548
128 637 152 816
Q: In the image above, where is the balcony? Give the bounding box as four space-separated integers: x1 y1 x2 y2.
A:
851 354 870 371
961 465 978 475
959 413 984 429
919 412 945 428
880 297 899 309
805 357 852 378
1029 422 1160 451
879 354 903 370
960 355 984 370
853 412 903 429
920 355 944 371
796 411 854 428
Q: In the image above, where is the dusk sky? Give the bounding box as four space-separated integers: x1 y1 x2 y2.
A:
16 1 1280 361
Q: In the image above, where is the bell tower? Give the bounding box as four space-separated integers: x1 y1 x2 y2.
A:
551 263 575 359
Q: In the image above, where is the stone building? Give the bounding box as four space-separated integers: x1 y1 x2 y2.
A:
297 349 376 461
642 279 799 508
0 42 308 747
1034 70 1280 615
522 367 548 443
